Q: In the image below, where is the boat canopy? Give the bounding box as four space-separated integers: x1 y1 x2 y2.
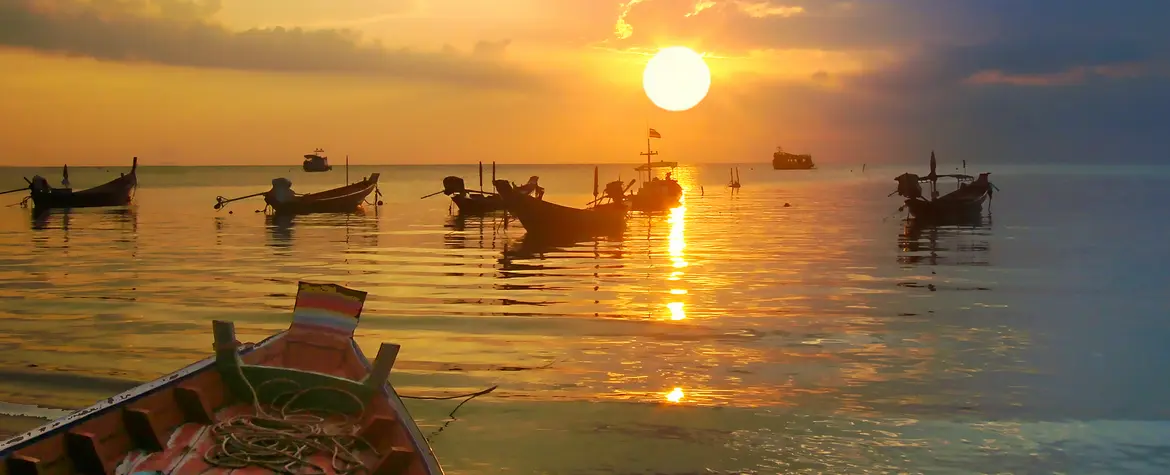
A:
635 161 678 171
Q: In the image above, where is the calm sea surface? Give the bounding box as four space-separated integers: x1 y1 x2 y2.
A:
2 162 1170 474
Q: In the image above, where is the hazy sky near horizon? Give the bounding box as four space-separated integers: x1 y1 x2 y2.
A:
1 0 1166 166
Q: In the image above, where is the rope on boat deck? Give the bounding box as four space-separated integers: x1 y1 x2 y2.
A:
203 366 374 475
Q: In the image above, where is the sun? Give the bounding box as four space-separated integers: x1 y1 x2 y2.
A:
643 46 711 112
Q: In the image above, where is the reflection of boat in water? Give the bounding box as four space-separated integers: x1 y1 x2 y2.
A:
25 157 138 210
891 152 998 224
772 146 815 170
629 128 683 212
264 174 381 216
264 212 380 248
301 148 332 172
0 281 444 475
493 170 629 240
898 218 992 266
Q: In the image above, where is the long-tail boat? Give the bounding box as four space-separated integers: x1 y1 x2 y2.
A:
215 174 381 215
492 168 630 239
0 281 443 475
629 128 683 212
20 157 138 210
265 174 381 215
891 151 997 223
444 162 505 214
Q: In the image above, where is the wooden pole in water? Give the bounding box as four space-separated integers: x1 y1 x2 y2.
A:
593 166 599 199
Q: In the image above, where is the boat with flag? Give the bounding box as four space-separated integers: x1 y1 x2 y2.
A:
772 146 815 170
4 157 140 210
629 127 683 212
890 151 997 224
493 166 631 239
0 281 444 475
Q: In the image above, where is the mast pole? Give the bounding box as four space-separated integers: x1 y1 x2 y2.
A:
479 161 483 189
346 154 349 184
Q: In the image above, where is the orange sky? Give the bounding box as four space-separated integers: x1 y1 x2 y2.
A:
0 0 1165 166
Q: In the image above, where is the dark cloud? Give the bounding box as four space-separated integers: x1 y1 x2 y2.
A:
0 0 534 88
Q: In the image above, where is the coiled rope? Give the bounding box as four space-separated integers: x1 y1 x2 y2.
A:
203 366 374 474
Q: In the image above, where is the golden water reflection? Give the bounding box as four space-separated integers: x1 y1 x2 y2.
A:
665 387 684 403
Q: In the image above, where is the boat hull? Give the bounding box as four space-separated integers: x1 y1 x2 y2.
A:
772 152 815 170
903 181 991 224
29 159 138 210
0 282 443 475
494 180 627 238
266 174 379 215
302 164 333 172
629 180 682 212
451 193 504 214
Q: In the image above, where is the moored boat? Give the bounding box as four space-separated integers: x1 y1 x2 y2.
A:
440 162 509 215
772 146 815 170
629 128 683 212
0 281 443 475
891 151 997 224
24 157 138 210
493 173 629 239
264 174 381 215
303 148 333 172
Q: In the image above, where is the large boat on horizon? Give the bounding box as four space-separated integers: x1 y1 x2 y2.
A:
302 148 333 172
772 146 815 170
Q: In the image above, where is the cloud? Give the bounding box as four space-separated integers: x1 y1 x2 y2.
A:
0 0 535 88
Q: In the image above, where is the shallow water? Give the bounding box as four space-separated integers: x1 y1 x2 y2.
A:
1 163 1169 473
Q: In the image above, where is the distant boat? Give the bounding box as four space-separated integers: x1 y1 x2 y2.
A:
629 128 683 212
772 146 815 170
890 151 997 224
24 157 138 210
728 167 741 189
302 148 333 172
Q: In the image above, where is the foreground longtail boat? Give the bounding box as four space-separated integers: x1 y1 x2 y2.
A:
493 175 628 239
27 157 138 210
891 152 997 224
265 174 381 215
0 281 443 475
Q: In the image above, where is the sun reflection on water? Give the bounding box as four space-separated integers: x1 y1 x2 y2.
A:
665 387 684 403
667 301 686 320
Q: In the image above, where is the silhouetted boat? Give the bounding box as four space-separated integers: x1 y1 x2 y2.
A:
264 174 381 215
772 146 815 170
493 171 629 238
25 157 138 210
0 281 443 475
629 128 683 212
302 148 333 172
441 162 507 214
891 151 997 223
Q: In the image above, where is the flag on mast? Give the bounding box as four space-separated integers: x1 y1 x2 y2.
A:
648 128 661 139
